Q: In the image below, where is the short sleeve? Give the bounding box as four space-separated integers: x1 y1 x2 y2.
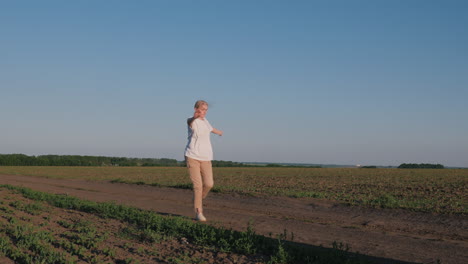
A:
205 119 213 132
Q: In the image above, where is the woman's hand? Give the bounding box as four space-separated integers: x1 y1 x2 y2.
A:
212 128 223 136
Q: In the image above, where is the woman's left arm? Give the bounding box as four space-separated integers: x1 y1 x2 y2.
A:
212 128 223 136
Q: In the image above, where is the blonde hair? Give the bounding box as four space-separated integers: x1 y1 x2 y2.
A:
194 100 208 109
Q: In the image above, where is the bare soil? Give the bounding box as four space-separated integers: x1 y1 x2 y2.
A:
1 174 467 264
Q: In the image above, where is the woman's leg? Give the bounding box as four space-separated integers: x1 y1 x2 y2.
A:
200 160 214 199
186 157 203 213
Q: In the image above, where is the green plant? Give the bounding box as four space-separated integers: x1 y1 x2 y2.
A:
1 185 374 264
268 238 289 264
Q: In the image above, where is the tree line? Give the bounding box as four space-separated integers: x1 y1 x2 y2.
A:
0 154 179 167
2 154 444 168
398 163 445 169
0 154 247 167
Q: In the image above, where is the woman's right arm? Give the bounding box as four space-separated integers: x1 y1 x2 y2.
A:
187 117 196 127
187 110 201 128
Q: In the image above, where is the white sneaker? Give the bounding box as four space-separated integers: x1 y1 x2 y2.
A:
195 212 207 222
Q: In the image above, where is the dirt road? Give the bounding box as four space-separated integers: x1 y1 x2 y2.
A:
1 174 466 264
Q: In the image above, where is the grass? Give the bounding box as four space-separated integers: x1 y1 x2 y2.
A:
0 184 369 264
0 166 467 214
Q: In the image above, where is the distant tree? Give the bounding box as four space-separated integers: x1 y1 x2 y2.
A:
266 163 283 167
212 160 245 167
0 154 246 167
398 163 444 169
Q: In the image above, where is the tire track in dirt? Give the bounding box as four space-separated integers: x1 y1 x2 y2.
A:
1 174 467 264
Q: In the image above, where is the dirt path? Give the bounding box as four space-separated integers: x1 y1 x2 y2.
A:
1 174 467 264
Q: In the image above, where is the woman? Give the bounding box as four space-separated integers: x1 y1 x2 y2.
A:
185 100 223 221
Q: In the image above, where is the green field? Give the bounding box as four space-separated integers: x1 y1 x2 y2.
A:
0 166 466 214
0 185 367 264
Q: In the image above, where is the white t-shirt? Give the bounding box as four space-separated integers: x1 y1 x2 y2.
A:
184 118 214 161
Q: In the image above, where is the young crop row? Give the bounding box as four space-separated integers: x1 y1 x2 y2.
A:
0 185 370 264
1 166 466 214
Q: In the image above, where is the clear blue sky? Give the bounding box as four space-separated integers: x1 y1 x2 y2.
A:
1 0 467 167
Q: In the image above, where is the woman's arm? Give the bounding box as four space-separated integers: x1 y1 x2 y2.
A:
187 117 196 127
212 128 223 136
187 111 201 128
